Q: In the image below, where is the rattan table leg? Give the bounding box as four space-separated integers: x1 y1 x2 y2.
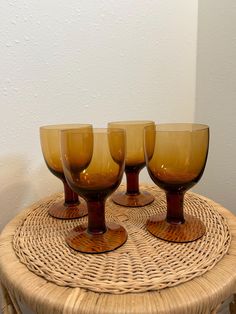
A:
229 294 236 314
0 282 22 314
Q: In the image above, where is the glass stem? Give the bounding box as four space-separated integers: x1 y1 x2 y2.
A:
87 200 107 234
62 179 79 205
166 191 185 224
125 168 141 195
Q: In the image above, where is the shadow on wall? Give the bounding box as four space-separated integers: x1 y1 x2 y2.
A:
31 162 62 201
0 155 61 232
0 155 33 231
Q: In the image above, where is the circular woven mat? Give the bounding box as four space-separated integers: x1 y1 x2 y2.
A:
13 186 231 294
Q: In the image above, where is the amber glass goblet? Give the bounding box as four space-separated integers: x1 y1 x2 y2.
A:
108 121 155 207
40 124 92 219
144 123 209 242
61 128 127 253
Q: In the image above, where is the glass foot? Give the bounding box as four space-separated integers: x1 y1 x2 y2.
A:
146 213 206 242
48 199 88 219
66 222 128 253
112 191 154 207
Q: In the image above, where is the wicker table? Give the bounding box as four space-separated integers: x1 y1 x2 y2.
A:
0 187 236 314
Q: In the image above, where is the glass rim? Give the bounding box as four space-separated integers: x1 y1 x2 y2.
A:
145 123 209 132
40 123 92 131
60 127 125 134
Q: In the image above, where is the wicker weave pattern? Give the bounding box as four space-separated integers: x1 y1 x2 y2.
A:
13 186 231 294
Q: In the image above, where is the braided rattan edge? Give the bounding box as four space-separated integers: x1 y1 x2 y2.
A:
0 189 236 314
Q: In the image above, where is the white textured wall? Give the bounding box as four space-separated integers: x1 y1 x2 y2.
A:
0 1 197 232
194 0 236 213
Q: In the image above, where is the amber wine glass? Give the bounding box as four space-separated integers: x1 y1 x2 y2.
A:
61 128 127 253
108 121 155 207
144 123 209 242
40 124 92 219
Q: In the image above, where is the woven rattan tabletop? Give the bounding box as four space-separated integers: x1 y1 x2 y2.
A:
0 185 236 314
